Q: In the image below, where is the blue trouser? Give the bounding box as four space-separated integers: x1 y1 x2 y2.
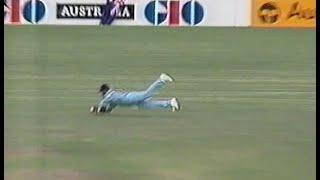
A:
100 2 117 25
99 78 171 110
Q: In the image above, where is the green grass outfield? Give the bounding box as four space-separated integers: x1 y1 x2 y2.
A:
4 26 316 180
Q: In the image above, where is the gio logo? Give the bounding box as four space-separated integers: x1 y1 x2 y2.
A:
145 0 204 26
23 0 46 23
4 0 46 24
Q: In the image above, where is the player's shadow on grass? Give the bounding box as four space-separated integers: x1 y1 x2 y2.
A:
93 111 174 119
106 113 153 118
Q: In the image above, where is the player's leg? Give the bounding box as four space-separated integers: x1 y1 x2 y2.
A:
143 73 174 98
136 98 181 112
137 100 170 110
117 73 175 104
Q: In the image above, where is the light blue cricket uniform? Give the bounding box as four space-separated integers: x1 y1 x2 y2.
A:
98 78 171 111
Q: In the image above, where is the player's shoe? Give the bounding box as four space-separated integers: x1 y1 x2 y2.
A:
160 73 174 83
170 98 181 112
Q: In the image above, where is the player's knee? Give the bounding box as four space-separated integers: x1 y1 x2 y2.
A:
141 92 152 100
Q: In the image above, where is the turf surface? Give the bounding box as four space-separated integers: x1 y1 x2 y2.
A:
4 26 316 180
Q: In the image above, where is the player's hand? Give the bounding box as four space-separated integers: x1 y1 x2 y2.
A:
90 106 108 115
89 106 98 114
97 106 107 113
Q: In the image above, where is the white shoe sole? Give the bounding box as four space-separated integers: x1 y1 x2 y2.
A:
171 98 180 112
160 73 174 82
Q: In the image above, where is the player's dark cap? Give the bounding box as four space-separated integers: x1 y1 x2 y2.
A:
99 83 110 93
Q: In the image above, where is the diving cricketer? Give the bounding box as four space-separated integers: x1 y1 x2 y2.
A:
90 73 181 114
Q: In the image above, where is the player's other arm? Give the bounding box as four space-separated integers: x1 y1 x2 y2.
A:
98 103 117 113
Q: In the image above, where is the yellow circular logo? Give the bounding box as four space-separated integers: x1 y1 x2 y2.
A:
258 2 281 24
